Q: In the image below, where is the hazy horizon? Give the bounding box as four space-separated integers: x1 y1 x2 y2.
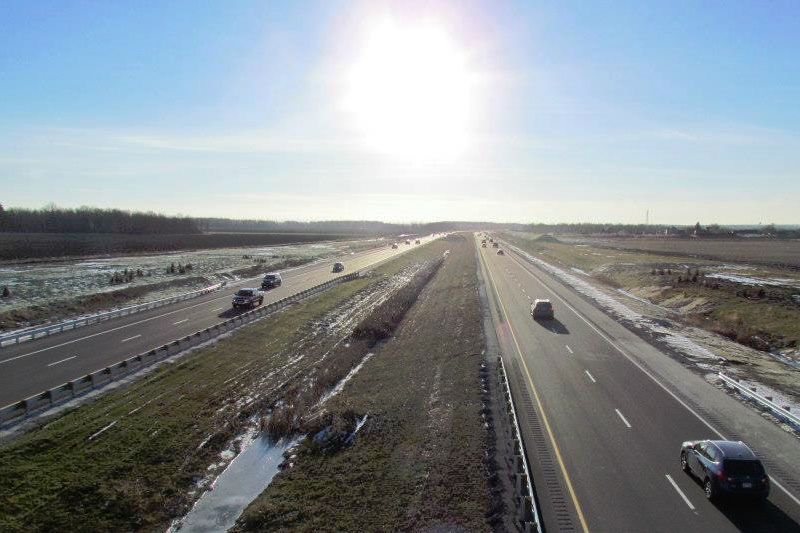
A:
2 1 799 224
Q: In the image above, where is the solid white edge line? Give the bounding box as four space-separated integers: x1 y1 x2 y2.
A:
666 474 696 510
585 370 596 383
47 355 76 367
120 334 141 343
88 420 116 441
504 244 800 508
615 408 632 428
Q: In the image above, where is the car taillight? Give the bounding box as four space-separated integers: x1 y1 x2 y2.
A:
716 470 726 480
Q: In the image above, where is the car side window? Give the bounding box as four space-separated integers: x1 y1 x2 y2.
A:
706 445 718 462
696 442 708 458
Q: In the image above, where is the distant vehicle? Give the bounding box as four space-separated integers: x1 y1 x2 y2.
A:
261 273 282 289
415 239 420 244
492 242 499 248
489 238 494 243
681 440 769 501
332 262 345 273
481 239 486 244
405 240 411 245
482 243 487 248
497 249 504 255
531 299 554 320
391 243 398 249
232 288 263 309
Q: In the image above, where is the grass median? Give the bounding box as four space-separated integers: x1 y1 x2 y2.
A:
0 240 451 533
234 235 493 532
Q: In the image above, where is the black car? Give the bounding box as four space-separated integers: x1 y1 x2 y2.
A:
680 440 769 501
332 262 345 273
261 273 282 289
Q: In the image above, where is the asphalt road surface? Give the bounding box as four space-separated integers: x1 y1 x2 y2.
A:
477 235 800 532
0 237 435 408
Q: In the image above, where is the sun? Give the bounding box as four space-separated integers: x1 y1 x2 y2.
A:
344 20 473 156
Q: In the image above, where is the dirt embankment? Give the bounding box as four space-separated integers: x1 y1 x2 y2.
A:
235 235 496 532
0 275 211 331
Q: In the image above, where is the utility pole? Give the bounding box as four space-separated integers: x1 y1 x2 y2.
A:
645 209 649 225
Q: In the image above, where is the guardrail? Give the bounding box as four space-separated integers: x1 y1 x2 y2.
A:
0 272 360 427
718 372 800 429
497 356 543 533
0 282 226 348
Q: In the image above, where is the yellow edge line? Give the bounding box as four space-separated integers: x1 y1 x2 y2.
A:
478 238 591 533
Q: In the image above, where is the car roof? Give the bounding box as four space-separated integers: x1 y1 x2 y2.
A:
708 440 757 459
533 299 551 304
264 272 279 277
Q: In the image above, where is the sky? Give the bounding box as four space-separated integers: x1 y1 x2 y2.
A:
1 0 798 224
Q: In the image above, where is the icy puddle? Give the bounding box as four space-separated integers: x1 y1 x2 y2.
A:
172 434 298 533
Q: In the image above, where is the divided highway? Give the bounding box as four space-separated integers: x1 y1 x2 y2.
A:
477 235 800 532
0 238 434 408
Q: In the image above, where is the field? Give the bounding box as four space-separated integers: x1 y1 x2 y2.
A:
234 235 493 532
0 232 367 261
0 239 465 532
502 232 800 402
0 238 381 332
562 235 800 270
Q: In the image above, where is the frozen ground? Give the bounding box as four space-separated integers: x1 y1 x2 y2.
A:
0 238 383 315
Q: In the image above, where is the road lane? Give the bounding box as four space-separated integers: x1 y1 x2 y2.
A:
479 235 800 532
0 238 435 406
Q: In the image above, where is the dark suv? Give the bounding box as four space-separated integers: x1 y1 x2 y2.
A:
680 440 769 501
261 273 282 289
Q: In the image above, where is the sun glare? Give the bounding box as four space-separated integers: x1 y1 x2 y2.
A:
345 20 473 156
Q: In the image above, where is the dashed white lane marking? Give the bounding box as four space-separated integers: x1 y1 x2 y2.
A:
585 370 596 383
47 355 76 367
211 307 224 313
615 408 632 428
666 474 695 510
121 334 141 343
173 319 188 325
565 345 573 354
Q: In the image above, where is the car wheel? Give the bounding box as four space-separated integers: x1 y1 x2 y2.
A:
704 478 716 501
680 453 689 473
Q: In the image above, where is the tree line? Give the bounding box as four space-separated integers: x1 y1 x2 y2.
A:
0 205 200 234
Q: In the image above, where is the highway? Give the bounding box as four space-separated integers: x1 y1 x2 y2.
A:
0 237 434 408
477 235 800 532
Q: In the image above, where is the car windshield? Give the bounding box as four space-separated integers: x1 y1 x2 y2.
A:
236 290 253 296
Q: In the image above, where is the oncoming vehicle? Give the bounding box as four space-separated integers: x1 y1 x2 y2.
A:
492 242 499 248
232 288 263 309
482 243 487 248
497 249 504 255
261 272 282 290
332 262 345 273
680 440 769 501
405 240 411 245
531 299 554 320
391 243 398 249
415 239 420 244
